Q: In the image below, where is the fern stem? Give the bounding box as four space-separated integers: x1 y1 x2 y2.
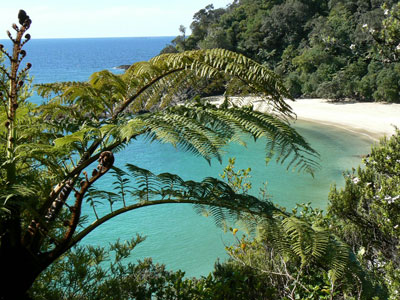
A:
112 67 184 117
69 198 274 250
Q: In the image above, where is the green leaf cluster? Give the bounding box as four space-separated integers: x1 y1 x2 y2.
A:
328 129 400 299
164 0 400 102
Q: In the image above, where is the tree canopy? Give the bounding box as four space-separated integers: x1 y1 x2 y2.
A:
163 0 400 102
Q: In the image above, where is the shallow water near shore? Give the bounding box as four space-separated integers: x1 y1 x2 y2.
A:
82 119 373 277
1 36 374 277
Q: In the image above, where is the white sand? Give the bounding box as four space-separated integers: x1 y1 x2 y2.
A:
209 97 400 141
286 98 400 141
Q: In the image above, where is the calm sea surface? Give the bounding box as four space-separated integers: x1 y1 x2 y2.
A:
1 37 373 277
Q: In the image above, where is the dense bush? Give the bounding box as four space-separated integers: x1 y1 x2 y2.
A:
30 238 207 300
328 129 400 299
163 0 400 102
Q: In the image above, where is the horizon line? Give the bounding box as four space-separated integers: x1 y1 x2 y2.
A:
0 35 175 41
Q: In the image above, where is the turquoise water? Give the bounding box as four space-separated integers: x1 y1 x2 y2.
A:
1 37 374 277
82 119 373 277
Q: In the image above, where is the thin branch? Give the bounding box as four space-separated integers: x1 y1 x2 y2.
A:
0 48 13 61
36 139 124 222
112 67 184 118
47 151 115 260
0 65 11 80
68 198 273 251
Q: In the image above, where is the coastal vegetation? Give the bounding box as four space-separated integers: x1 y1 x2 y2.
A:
0 11 316 299
163 0 400 103
1 3 399 299
29 132 400 299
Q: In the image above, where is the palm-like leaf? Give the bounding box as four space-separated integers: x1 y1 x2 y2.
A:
117 103 318 173
117 49 293 116
75 163 278 245
260 216 350 282
35 49 318 173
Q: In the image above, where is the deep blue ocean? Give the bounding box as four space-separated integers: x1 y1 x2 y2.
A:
1 37 373 277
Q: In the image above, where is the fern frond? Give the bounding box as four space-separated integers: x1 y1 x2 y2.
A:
36 49 318 173
95 163 278 225
147 49 293 114
264 216 350 282
139 112 226 163
123 103 319 172
202 105 319 173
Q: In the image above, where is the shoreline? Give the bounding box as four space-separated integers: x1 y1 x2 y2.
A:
287 98 400 142
290 118 380 142
209 97 400 142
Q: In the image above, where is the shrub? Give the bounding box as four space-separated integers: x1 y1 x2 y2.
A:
329 129 400 299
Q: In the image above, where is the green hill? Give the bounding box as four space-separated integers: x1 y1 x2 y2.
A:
163 0 400 102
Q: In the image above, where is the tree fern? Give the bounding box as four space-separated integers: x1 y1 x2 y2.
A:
258 215 351 284
1 17 321 296
34 49 318 175
128 103 318 172
86 163 278 233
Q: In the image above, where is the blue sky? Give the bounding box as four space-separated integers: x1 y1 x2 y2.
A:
0 0 232 39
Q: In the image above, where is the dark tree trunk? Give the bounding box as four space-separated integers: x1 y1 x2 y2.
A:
0 244 42 299
0 216 42 300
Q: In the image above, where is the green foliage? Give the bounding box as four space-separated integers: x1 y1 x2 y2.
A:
31 237 220 300
219 157 252 194
373 63 400 102
31 236 144 299
30 238 275 300
34 98 400 300
328 129 400 299
165 0 400 102
216 158 385 299
224 214 379 299
371 2 400 63
31 100 400 300
31 151 397 300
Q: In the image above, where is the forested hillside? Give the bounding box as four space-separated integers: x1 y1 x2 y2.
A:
162 0 400 102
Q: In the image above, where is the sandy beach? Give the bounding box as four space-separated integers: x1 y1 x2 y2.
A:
286 98 400 141
210 97 400 141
